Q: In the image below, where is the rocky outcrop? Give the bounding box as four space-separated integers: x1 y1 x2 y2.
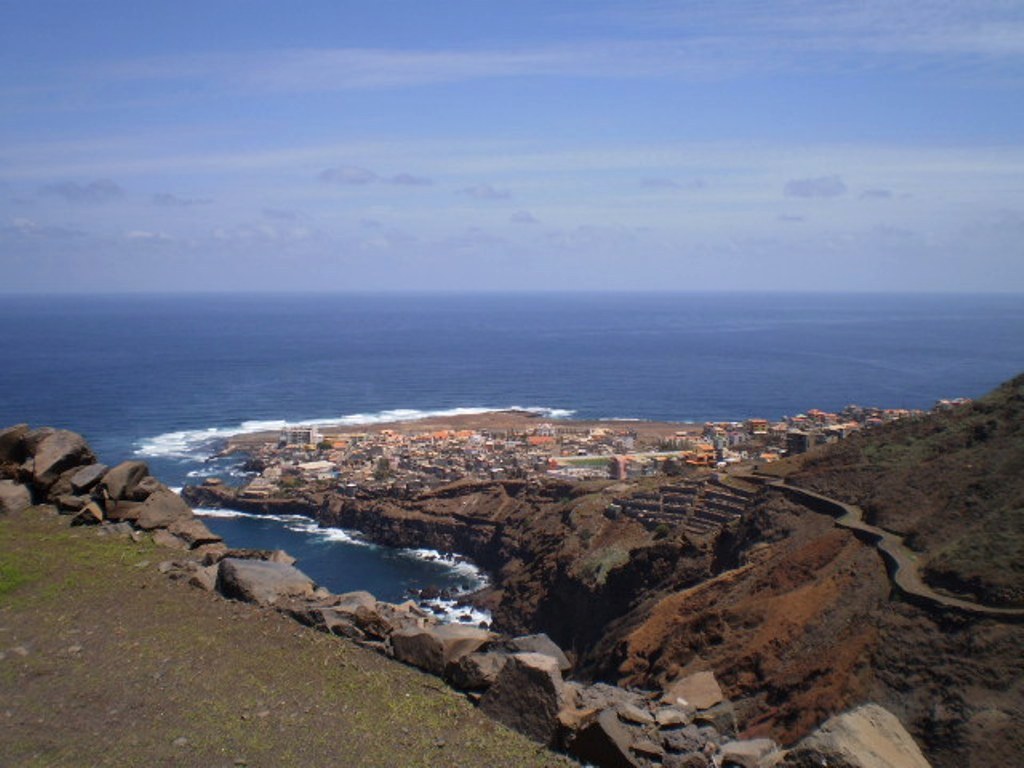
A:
215 558 317 606
481 652 568 745
780 704 931 768
30 429 95 492
391 623 495 676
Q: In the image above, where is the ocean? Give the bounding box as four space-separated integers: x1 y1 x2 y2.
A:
3 292 1023 614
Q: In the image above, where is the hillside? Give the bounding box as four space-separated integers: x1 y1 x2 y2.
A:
0 505 568 768
782 372 1024 608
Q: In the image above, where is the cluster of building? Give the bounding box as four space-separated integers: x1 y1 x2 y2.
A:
231 397 962 499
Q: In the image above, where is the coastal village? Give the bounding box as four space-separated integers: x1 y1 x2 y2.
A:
221 399 970 503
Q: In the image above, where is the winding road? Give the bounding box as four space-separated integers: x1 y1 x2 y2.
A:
724 472 1024 622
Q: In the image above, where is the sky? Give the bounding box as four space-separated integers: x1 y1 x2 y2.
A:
1 0 1023 293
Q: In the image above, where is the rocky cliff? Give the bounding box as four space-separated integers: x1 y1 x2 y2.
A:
178 374 1024 768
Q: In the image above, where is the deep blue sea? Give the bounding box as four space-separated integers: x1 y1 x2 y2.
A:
3 292 1023 613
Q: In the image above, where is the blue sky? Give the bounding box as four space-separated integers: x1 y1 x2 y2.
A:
2 0 1023 292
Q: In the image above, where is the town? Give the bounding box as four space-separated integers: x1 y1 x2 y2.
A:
219 399 969 502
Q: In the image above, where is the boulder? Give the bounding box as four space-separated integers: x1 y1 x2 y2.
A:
390 623 494 676
577 682 649 714
446 650 509 690
0 424 30 463
216 557 316 606
780 704 932 768
0 480 33 515
187 564 220 592
99 461 150 501
498 633 572 673
720 738 781 768
480 652 567 746
568 708 641 768
694 701 737 736
70 463 107 494
663 724 706 755
105 500 144 523
70 502 104 526
617 702 656 726
31 430 95 491
135 488 194 530
664 671 724 711
44 467 84 502
656 704 695 728
57 494 89 513
167 518 222 547
128 475 165 501
152 528 189 549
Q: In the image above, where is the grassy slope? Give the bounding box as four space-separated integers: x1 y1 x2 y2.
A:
0 507 570 768
781 372 1024 607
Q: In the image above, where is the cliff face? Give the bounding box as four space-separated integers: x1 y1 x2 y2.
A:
184 479 722 657
181 374 1024 768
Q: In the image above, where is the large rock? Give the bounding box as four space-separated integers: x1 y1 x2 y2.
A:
70 501 104 526
447 651 509 690
499 633 572 673
216 557 317 606
568 708 642 768
480 652 567 745
0 424 30 463
99 461 150 501
70 463 107 494
0 480 32 515
390 623 494 676
780 704 932 768
128 475 165 501
31 430 95 491
664 671 724 711
135 488 194 530
166 518 222 547
720 738 781 768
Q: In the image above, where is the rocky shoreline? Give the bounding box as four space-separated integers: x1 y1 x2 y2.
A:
0 422 941 768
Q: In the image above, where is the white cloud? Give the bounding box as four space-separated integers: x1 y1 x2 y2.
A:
784 175 848 198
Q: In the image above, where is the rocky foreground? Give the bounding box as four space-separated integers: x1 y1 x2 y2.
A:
0 422 943 768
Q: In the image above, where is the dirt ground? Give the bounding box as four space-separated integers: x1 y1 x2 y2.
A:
0 506 570 768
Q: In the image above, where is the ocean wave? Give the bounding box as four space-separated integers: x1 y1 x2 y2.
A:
420 597 492 627
402 547 488 586
134 405 577 460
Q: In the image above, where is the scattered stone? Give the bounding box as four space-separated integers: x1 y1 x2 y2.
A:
568 707 641 768
498 633 572 673
167 518 222 548
632 737 665 760
67 645 83 655
216 557 317 606
152 529 189 550
656 705 695 728
172 736 188 748
70 501 104 526
187 564 220 592
0 480 32 515
617 701 656 726
135 488 194 530
99 461 151 501
69 462 107 494
662 724 705 755
694 701 737 736
128 475 164 501
391 623 495 676
56 494 88 513
0 424 29 464
720 738 781 768
96 521 135 538
480 652 567 746
105 500 144 523
31 429 95 491
780 703 932 768
446 650 509 690
664 671 724 711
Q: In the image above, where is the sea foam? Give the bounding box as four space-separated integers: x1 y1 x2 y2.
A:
135 405 576 460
